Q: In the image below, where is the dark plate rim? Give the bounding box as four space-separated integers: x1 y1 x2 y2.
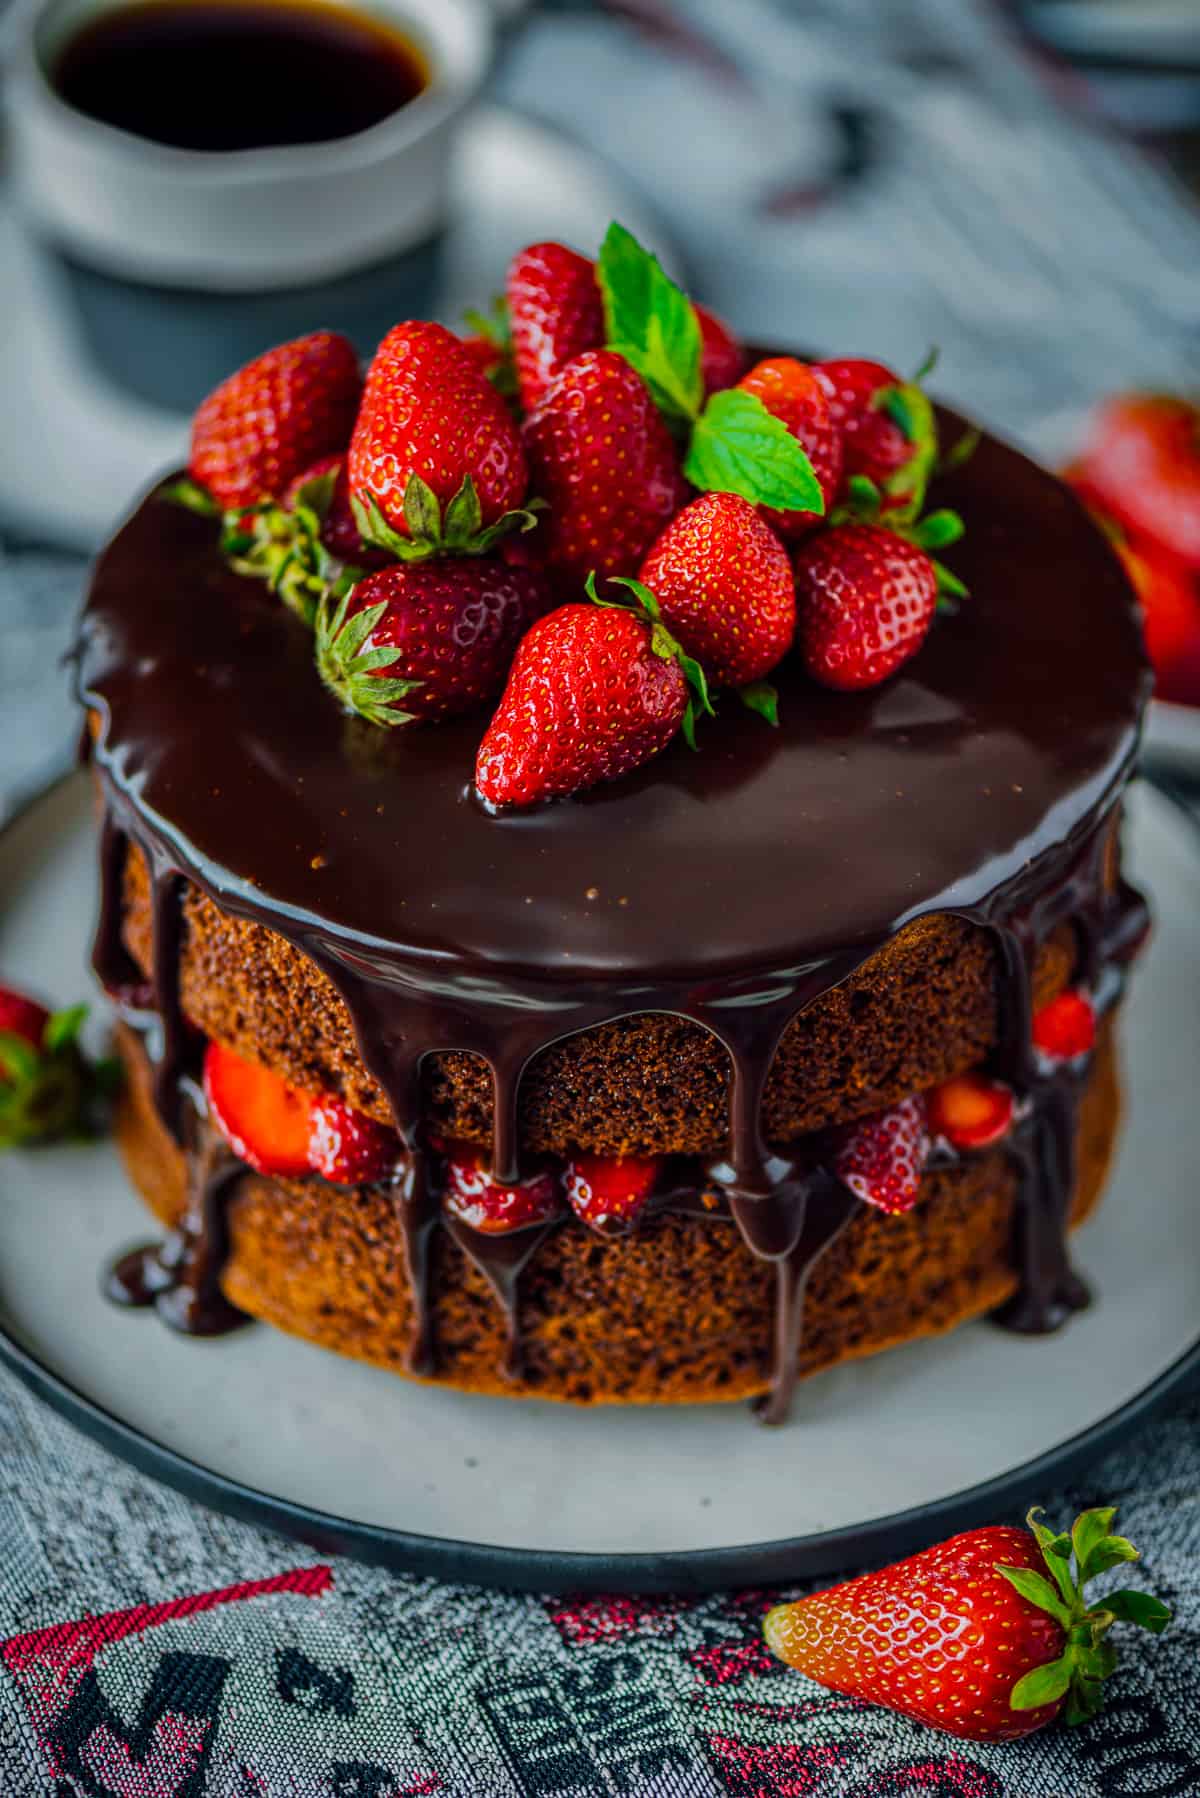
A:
2 771 1199 1595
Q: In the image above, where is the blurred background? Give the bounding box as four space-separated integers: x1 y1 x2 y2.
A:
2 0 1200 812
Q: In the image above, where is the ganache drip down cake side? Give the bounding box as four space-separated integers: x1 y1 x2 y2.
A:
74 227 1152 1424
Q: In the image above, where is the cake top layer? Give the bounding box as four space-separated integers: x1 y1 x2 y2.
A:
79 412 1147 985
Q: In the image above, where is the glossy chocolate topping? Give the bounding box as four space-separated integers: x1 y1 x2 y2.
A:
79 404 1151 1419
79 416 1145 981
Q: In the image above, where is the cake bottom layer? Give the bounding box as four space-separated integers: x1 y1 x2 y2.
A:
113 1021 1122 1408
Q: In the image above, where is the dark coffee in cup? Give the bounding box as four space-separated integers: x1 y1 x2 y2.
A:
52 0 429 152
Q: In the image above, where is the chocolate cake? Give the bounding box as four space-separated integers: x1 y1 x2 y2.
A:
75 396 1150 1422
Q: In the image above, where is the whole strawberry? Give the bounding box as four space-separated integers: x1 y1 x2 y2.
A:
816 357 915 491
638 491 794 689
795 523 939 691
523 350 689 590
737 357 843 539
765 1506 1170 1741
507 240 605 413
316 559 553 727
348 321 531 557
284 456 375 567
1078 394 1200 569
189 331 361 511
1112 528 1200 705
1 986 112 1150
475 596 704 808
696 304 746 394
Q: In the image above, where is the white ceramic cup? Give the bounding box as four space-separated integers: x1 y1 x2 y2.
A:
5 0 494 290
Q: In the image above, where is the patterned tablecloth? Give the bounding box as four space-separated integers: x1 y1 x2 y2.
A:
3 2 1200 1791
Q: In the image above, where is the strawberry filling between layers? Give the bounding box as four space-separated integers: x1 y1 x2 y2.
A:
141 988 1099 1236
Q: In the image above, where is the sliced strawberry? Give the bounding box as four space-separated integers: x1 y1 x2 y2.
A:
202 1039 312 1177
833 1095 929 1215
564 1153 664 1229
308 1096 398 1184
928 1073 1015 1151
1032 990 1097 1063
441 1141 561 1234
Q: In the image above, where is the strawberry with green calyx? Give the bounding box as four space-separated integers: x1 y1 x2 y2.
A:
348 320 534 560
596 222 824 521
315 557 553 729
219 464 364 629
835 482 967 608
0 989 121 1151
816 349 948 520
161 462 368 629
636 490 794 717
584 572 713 749
474 588 708 810
765 1504 1171 1742
349 476 544 568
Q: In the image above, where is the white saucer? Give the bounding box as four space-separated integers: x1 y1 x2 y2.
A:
0 105 675 550
1 775 1198 1592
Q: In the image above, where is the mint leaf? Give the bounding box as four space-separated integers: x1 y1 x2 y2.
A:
685 389 824 513
598 221 702 422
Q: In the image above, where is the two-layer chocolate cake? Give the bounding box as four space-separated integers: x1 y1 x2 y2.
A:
75 230 1150 1422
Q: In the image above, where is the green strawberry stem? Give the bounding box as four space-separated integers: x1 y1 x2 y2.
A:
314 585 421 729
998 1506 1171 1726
159 477 220 518
833 473 968 608
596 221 824 517
585 571 714 750
353 475 543 565
163 468 360 629
0 1004 123 1151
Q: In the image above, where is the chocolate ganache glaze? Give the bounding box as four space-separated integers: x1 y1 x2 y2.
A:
76 403 1151 1420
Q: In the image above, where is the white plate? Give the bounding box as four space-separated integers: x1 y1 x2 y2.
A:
0 106 675 550
1 775 1198 1592
1146 698 1200 782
